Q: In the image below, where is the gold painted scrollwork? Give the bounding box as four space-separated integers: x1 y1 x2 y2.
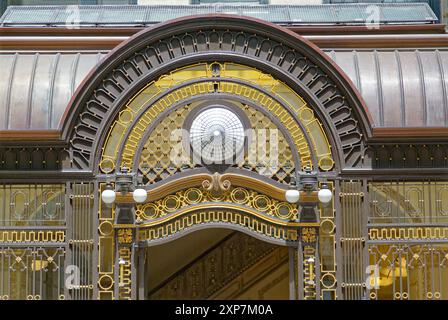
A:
201 172 231 192
136 185 297 222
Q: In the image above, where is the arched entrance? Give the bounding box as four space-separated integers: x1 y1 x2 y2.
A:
65 15 371 300
144 228 290 300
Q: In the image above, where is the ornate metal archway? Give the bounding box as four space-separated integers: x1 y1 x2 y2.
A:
62 15 370 300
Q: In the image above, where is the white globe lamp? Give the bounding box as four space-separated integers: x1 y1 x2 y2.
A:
133 188 148 203
318 187 333 204
101 188 116 204
285 189 300 204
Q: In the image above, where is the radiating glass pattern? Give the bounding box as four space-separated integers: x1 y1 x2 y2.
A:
190 108 245 164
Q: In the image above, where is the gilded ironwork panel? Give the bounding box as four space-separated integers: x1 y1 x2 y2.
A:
67 22 365 171
136 186 298 222
369 181 448 224
0 247 65 300
302 245 317 300
68 183 95 300
137 101 297 185
100 63 335 177
339 180 365 300
368 244 448 300
118 247 132 300
98 184 115 300
318 181 337 300
0 184 65 226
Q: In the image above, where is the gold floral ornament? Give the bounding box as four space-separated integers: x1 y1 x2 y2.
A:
302 227 317 243
117 229 133 244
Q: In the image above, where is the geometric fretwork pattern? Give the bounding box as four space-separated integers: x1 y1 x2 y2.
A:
240 105 295 184
138 104 197 184
368 227 448 241
138 210 299 243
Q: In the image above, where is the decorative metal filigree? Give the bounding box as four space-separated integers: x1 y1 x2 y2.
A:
0 247 65 300
302 228 317 243
100 63 335 178
369 181 448 224
368 244 448 300
117 229 133 244
0 184 65 226
134 97 299 185
136 186 297 222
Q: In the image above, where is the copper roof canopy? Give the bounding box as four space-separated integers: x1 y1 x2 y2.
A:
0 48 446 131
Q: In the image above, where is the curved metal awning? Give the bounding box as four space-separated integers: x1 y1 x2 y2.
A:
0 51 106 130
0 48 446 131
327 49 448 128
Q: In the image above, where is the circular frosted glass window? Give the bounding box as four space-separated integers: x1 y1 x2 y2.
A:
189 108 245 164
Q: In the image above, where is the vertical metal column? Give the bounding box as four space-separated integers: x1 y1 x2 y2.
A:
339 180 365 300
138 246 146 300
297 242 304 300
288 246 296 300
68 182 95 300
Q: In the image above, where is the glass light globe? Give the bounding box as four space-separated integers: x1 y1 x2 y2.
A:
285 189 300 204
101 189 116 204
318 188 333 204
133 188 147 203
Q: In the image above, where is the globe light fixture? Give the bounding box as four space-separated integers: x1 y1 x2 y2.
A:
284 173 333 205
132 188 148 203
318 184 333 204
101 184 116 204
285 189 300 204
